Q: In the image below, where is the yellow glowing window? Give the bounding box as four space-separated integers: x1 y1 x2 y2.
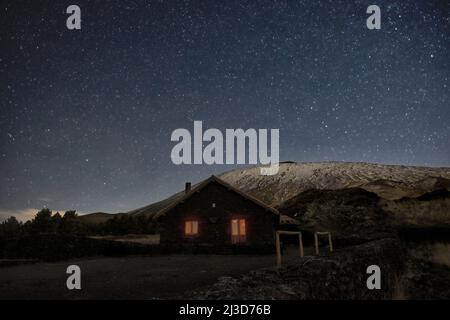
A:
231 218 246 244
185 220 198 235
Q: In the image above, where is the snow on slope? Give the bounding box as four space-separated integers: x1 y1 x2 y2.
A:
219 162 450 205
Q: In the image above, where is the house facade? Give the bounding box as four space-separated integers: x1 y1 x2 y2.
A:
155 176 281 252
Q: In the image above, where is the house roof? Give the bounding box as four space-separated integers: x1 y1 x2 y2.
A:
130 175 280 220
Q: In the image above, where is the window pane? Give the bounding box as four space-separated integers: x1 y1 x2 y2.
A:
231 219 238 236
185 221 191 234
185 220 198 235
239 219 246 235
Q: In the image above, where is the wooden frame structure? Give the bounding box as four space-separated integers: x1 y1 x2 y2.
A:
275 230 304 266
314 231 333 255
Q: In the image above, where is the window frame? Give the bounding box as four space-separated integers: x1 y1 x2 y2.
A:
231 218 247 244
184 220 199 236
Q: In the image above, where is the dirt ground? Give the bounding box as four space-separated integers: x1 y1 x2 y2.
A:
0 253 282 299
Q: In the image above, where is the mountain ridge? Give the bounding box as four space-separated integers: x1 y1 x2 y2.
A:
218 161 450 206
80 161 450 221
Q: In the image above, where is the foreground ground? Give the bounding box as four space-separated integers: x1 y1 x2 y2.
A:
0 254 279 299
2 240 449 299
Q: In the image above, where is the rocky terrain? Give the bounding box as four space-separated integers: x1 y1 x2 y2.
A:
186 237 450 300
380 189 450 228
278 188 389 242
219 161 450 205
187 238 406 300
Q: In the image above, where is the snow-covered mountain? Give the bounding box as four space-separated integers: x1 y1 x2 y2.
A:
219 161 450 205
80 161 450 222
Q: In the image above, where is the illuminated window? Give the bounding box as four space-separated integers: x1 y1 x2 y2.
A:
231 218 246 244
185 220 198 236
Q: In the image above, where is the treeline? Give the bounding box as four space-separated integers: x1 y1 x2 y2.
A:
0 208 157 239
89 214 158 235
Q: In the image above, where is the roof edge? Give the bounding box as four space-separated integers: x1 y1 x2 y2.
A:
154 175 279 219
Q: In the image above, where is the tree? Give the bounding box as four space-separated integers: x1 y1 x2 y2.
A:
31 208 53 234
51 212 62 233
0 216 22 238
60 210 85 235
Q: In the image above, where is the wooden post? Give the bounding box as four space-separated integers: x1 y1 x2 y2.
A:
276 231 281 266
275 230 304 266
314 232 319 255
314 232 333 255
328 233 333 252
298 233 304 257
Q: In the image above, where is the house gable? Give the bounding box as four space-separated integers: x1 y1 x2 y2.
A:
154 175 279 220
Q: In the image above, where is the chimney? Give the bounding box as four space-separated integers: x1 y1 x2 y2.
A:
185 182 191 194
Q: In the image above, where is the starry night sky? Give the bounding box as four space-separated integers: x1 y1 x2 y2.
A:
1 0 449 218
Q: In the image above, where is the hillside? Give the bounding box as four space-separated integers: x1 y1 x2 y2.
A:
219 162 450 205
277 188 388 241
83 161 450 222
78 212 116 224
